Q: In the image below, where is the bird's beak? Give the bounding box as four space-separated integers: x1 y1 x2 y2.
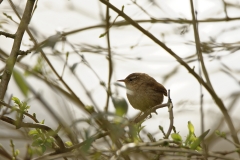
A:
117 79 125 82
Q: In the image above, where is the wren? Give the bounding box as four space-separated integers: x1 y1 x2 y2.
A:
118 73 167 112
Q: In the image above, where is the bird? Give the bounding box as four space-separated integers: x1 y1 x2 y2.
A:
118 73 167 112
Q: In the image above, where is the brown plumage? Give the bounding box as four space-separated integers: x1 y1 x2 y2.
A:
118 73 167 112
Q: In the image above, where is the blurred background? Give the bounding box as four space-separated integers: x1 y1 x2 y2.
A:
0 0 240 159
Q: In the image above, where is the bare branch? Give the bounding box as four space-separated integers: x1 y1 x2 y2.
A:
0 31 15 39
0 0 36 99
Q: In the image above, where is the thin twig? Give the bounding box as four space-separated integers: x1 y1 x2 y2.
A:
165 89 174 139
0 31 15 38
190 0 213 90
17 50 31 55
189 1 207 159
62 17 240 36
104 3 113 112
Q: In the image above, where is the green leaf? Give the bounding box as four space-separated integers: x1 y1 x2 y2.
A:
138 125 145 133
147 133 155 142
198 129 210 140
66 52 69 58
12 97 21 106
185 133 196 146
27 146 33 157
40 119 45 124
112 96 128 116
81 137 94 153
172 126 177 133
171 133 182 142
32 134 40 140
188 121 194 134
196 146 202 151
20 101 30 111
14 149 20 156
32 139 43 147
46 137 54 143
159 125 163 130
65 141 73 147
32 56 44 74
99 33 106 38
44 138 54 148
3 12 13 21
190 137 200 150
34 147 44 155
70 63 79 72
129 124 139 142
159 125 166 136
190 129 210 150
215 130 226 138
13 69 29 97
93 152 102 159
40 145 46 153
28 129 39 136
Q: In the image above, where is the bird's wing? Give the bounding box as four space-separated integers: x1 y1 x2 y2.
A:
146 80 167 96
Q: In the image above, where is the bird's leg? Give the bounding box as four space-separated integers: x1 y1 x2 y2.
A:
138 111 143 117
133 111 143 122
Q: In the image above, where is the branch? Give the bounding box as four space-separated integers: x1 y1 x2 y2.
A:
165 89 174 139
110 139 176 160
137 146 236 160
190 0 213 90
0 116 65 150
62 17 240 36
104 3 113 112
0 0 35 99
110 138 236 160
0 31 15 39
17 49 31 55
0 145 12 160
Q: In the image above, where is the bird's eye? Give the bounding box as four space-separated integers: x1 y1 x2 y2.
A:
129 76 137 82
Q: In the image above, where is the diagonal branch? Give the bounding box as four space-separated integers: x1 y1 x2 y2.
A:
104 2 113 112
0 0 36 99
190 0 213 90
165 90 174 139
